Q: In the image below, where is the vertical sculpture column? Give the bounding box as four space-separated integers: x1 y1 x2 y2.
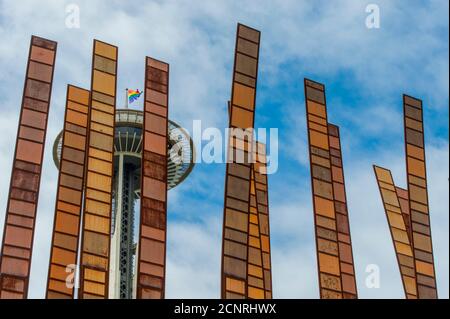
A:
221 23 260 299
0 36 57 299
253 142 273 299
136 57 169 299
327 124 358 298
78 40 117 299
46 85 90 299
373 95 437 299
304 79 343 299
374 166 418 298
246 167 265 299
403 95 437 299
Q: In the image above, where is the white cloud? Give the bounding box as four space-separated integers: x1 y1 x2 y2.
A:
166 216 222 299
0 0 447 299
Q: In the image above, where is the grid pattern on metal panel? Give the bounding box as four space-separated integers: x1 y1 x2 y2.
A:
136 57 169 299
304 79 343 299
222 23 261 299
403 96 437 299
246 167 265 299
373 96 437 299
253 142 272 299
0 36 57 299
46 85 90 299
374 166 418 299
328 124 358 299
78 40 118 299
396 187 413 246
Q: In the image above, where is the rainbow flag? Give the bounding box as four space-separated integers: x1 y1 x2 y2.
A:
128 89 142 104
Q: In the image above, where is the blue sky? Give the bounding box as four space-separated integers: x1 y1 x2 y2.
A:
0 0 448 298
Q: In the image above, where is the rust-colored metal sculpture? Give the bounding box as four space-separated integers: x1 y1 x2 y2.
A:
0 36 57 299
304 79 358 299
253 142 273 299
374 95 437 299
328 124 357 299
78 40 118 299
374 166 418 298
46 85 90 299
221 23 270 299
136 57 170 299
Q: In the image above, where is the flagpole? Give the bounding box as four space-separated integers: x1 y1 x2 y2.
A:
125 88 128 109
